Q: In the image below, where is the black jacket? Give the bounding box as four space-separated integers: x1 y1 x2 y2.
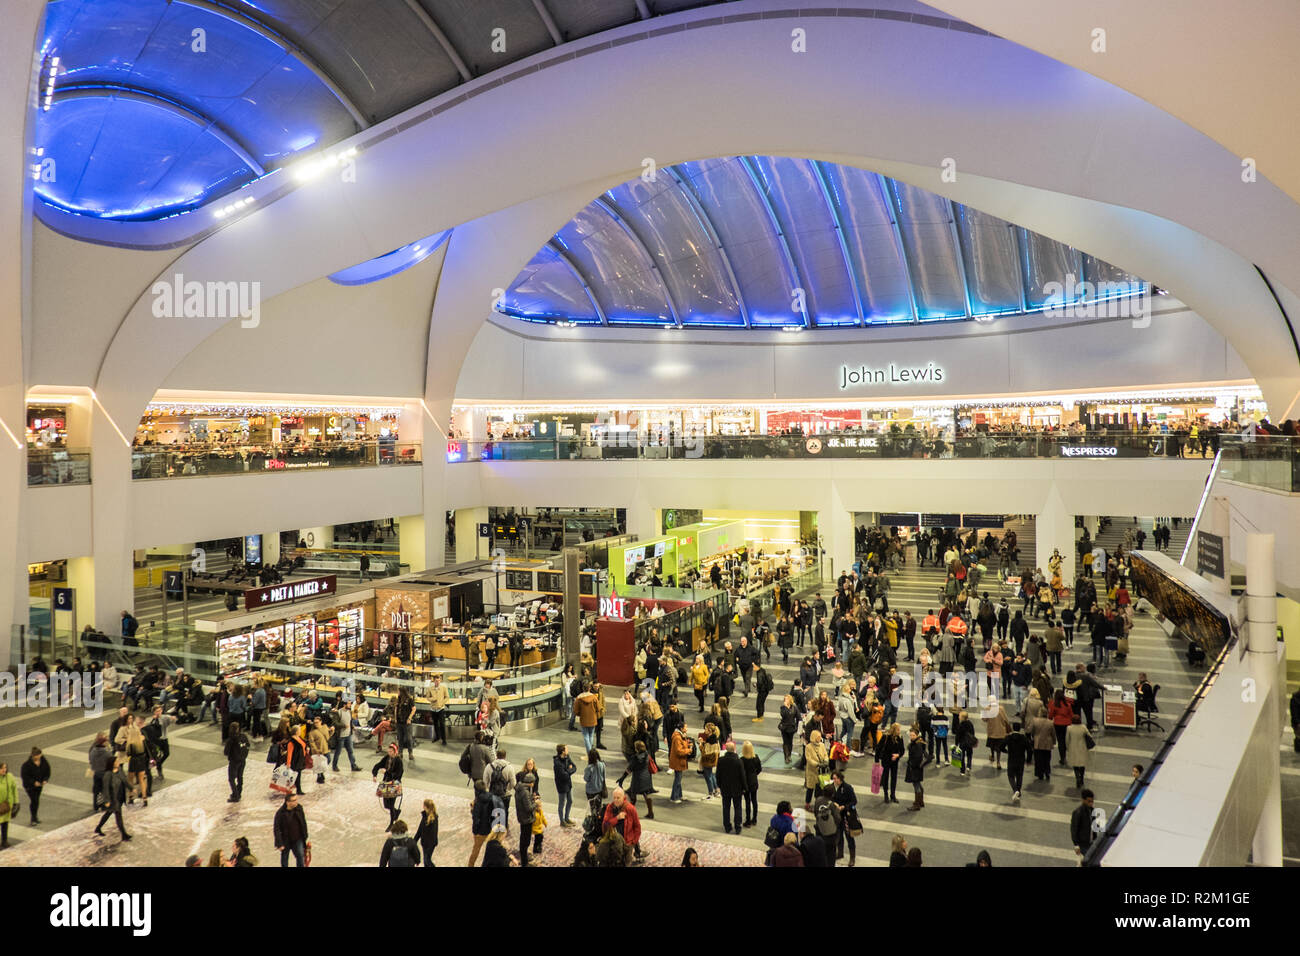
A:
799 833 830 867
715 751 747 797
778 704 799 734
755 668 774 697
273 804 309 846
1071 802 1095 851
1004 731 1031 772
414 813 439 849
471 790 496 836
373 754 404 781
662 709 685 743
20 758 50 790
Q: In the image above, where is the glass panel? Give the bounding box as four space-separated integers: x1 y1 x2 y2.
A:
890 180 966 320
500 245 600 323
605 178 742 326
678 157 799 327
556 204 671 323
818 164 913 323
751 156 858 326
1020 230 1083 308
954 204 1022 315
1082 254 1145 298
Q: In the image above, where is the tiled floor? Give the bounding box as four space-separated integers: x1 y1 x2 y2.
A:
4 516 1293 867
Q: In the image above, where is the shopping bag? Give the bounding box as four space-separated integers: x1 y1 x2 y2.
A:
376 780 403 799
870 763 883 794
951 750 963 771
270 765 296 794
312 754 329 772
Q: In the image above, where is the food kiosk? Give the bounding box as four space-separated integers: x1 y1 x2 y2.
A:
610 535 679 587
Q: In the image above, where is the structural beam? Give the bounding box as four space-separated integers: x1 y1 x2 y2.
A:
738 155 807 327
592 195 680 326
173 0 370 128
947 199 975 318
633 0 651 19
55 84 265 176
1013 225 1031 314
875 173 920 323
547 239 607 325
401 0 472 82
530 0 564 45
811 159 864 326
666 165 750 327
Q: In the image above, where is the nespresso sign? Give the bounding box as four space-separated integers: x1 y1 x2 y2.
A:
244 575 337 610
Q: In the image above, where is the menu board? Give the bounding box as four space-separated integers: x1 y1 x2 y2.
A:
338 607 364 654
505 570 535 591
290 618 316 661
432 594 450 620
579 572 596 595
536 570 565 594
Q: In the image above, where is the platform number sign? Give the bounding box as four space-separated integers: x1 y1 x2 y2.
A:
478 522 491 539
52 587 74 611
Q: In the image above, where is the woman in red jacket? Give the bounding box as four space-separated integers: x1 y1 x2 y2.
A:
1047 689 1075 768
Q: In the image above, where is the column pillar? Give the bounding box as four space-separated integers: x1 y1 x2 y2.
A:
825 482 852 583
455 507 488 563
261 532 280 566
0 1 45 666
90 408 135 633
1246 533 1282 866
1036 486 1075 584
399 514 426 573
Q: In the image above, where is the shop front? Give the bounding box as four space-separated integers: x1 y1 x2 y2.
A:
610 535 679 587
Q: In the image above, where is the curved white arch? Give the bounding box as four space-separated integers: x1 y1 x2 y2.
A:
94 0 1300 433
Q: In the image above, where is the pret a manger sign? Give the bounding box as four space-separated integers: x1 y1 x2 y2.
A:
840 362 944 389
244 574 337 610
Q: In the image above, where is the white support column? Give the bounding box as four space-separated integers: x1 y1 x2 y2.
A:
825 483 853 583
398 514 426 573
1246 532 1282 866
455 507 488 564
0 1 45 665
90 408 136 633
261 532 280 566
1036 486 1075 584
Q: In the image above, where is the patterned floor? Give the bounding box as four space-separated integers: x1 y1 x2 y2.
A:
0 759 764 868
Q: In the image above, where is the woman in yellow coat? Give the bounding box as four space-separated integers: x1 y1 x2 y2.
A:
0 762 18 848
690 656 710 714
803 729 828 805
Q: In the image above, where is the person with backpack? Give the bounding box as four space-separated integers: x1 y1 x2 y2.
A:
483 748 516 828
554 743 577 827
810 784 842 865
467 780 498 867
831 770 859 866
224 720 250 802
379 818 420 867
414 799 439 866
514 772 539 866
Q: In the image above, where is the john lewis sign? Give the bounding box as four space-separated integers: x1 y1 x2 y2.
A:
840 362 944 389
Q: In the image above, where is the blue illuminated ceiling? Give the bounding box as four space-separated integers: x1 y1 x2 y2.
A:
34 0 733 223
499 157 1146 329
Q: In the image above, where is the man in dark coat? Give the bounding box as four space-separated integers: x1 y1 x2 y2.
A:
735 637 757 697
273 793 310 867
715 741 747 834
1071 789 1096 859
1004 722 1031 804
754 664 775 720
